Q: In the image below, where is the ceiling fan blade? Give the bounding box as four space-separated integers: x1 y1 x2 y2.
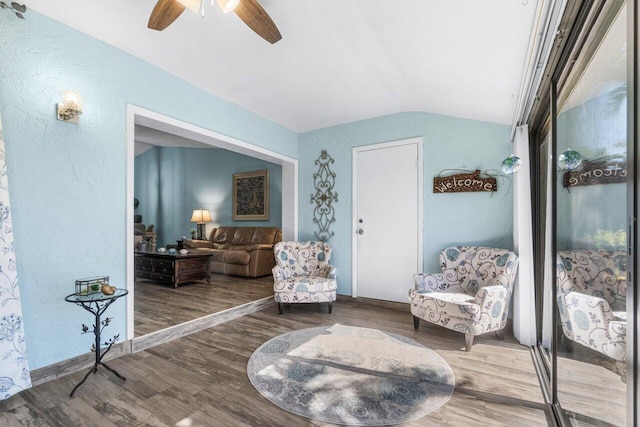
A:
234 0 282 44
148 0 186 31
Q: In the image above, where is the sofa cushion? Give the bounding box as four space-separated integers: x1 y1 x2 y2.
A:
232 228 254 245
410 291 481 320
274 277 337 293
208 249 227 263
224 250 251 265
184 240 213 249
213 227 236 243
251 227 278 244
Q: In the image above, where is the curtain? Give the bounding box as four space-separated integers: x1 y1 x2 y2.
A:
512 124 537 346
0 113 31 400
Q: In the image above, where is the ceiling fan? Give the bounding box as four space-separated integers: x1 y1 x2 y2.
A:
148 0 282 44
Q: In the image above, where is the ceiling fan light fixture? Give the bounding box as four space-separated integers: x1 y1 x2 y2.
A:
177 0 202 15
216 0 240 14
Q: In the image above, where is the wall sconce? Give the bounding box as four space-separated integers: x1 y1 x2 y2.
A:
558 148 582 170
191 209 212 240
57 90 83 124
501 154 523 174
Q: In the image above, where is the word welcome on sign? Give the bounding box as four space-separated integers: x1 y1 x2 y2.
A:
563 160 627 188
434 170 497 194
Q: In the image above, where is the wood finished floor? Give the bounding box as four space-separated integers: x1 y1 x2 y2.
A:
557 353 626 426
134 273 274 336
1 299 550 426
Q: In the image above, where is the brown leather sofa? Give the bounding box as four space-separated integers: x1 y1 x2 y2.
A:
183 226 282 278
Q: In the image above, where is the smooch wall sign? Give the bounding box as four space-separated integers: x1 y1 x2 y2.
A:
563 160 627 188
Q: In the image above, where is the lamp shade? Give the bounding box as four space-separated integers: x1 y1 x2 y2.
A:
191 209 212 223
62 90 83 114
177 0 202 14
217 0 240 14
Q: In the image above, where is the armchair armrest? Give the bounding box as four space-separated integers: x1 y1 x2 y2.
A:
609 320 626 344
562 290 614 332
272 265 290 281
475 285 509 313
556 255 576 292
245 243 275 252
319 265 337 280
413 273 454 292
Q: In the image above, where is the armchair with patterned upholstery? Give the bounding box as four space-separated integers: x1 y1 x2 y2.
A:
273 241 337 315
409 246 519 351
556 250 627 362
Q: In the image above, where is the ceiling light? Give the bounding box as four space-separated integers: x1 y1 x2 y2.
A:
177 0 202 15
217 0 240 14
178 0 239 15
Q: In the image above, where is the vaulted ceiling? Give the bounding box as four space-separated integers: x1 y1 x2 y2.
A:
26 0 539 133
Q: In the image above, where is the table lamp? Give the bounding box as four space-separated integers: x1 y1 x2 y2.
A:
190 209 212 240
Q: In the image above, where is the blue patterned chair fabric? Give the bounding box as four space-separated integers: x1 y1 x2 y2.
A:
273 241 337 314
556 250 627 361
409 246 519 351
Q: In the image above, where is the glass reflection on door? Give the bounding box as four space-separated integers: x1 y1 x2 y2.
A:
554 3 627 425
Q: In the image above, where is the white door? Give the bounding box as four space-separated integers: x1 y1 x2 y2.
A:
353 139 422 303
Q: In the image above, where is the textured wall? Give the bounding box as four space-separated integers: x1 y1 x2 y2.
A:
135 147 282 246
0 10 515 371
299 112 513 296
0 12 297 369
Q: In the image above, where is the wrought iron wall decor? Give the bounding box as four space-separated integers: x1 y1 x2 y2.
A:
310 150 338 241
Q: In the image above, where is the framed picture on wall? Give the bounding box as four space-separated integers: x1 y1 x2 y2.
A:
232 169 269 221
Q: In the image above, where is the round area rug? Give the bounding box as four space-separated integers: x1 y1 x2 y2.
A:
247 324 455 426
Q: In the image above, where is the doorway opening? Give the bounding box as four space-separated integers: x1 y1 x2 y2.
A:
125 105 298 341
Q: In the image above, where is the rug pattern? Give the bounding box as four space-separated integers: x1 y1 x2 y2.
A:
247 324 455 426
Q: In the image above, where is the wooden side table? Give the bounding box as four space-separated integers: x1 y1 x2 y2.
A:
64 289 128 396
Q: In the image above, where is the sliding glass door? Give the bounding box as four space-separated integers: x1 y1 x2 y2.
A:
546 0 631 424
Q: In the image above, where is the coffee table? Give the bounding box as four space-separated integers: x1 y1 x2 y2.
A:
135 252 212 288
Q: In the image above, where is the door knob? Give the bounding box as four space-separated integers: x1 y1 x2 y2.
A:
357 228 364 235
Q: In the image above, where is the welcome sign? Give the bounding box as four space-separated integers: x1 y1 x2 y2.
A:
434 170 497 194
563 160 627 188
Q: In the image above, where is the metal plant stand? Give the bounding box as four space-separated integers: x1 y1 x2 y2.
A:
64 289 128 396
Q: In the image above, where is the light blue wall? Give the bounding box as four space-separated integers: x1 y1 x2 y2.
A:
0 12 297 369
298 112 513 296
0 11 516 371
556 88 627 250
135 147 282 247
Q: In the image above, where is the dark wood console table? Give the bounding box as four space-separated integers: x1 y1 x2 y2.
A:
135 252 212 288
